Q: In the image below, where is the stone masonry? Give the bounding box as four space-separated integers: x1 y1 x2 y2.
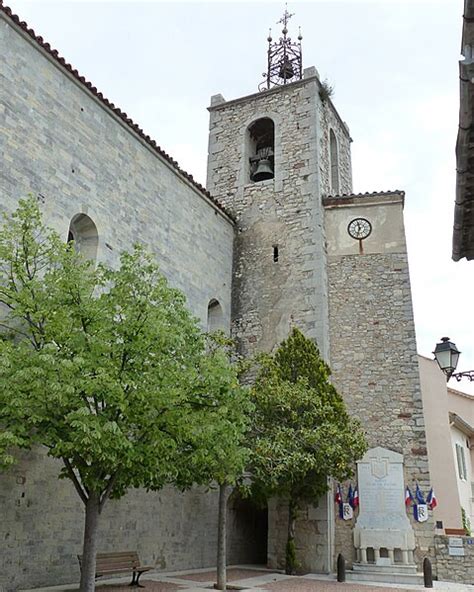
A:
0 1 438 588
0 10 240 592
434 535 474 584
207 70 353 573
325 192 435 568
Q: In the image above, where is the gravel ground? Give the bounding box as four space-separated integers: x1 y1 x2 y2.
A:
176 569 269 582
261 578 414 592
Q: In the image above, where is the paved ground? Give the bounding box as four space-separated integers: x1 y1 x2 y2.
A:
176 569 267 582
23 566 474 592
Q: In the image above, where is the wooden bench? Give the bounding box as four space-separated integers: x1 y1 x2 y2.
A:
78 551 152 587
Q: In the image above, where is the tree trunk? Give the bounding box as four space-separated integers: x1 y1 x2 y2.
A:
79 492 101 592
285 496 298 575
216 483 230 590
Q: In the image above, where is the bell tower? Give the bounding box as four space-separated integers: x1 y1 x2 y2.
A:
206 9 352 364
206 15 353 571
207 7 435 578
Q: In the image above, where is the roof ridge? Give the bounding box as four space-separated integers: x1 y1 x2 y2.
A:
0 1 234 221
326 189 405 199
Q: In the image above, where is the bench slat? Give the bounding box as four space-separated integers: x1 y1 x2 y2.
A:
77 551 152 580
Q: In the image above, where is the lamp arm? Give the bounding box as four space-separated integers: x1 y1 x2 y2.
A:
452 370 474 382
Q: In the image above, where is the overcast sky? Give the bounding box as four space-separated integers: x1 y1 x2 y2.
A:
6 0 474 393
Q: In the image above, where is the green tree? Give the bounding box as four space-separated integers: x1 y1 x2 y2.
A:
0 198 248 592
248 328 367 574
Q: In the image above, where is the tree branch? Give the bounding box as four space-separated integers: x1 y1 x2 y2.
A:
63 457 89 505
99 471 119 511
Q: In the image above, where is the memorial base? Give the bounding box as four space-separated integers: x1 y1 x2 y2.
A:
348 565 423 585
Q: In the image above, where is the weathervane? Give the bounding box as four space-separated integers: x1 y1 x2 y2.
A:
259 4 303 91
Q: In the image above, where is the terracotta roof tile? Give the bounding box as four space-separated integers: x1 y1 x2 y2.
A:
326 189 405 199
0 1 234 221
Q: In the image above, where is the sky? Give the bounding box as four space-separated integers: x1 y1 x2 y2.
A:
5 0 474 393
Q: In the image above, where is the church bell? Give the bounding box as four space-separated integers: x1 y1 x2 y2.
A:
278 57 295 80
252 158 274 182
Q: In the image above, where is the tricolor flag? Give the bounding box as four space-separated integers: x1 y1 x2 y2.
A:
353 486 359 509
335 483 342 505
426 488 438 510
405 486 413 506
347 484 354 508
415 483 425 505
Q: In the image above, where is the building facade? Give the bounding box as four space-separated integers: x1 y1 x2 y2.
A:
419 355 474 531
0 3 436 590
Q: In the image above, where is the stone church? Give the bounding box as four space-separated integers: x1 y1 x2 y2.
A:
0 3 434 590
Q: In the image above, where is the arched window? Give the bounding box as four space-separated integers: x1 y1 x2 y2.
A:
67 213 98 262
248 118 275 183
207 299 225 333
330 129 339 195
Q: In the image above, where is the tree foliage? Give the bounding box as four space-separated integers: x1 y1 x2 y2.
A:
0 197 250 591
248 328 367 573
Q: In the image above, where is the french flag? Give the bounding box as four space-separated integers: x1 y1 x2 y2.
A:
405 486 413 506
427 488 438 510
353 486 359 509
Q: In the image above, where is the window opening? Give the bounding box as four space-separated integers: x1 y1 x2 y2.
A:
456 443 467 480
67 213 98 263
330 129 339 195
273 245 279 262
207 299 225 333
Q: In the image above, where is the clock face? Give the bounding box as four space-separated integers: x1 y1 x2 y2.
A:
347 218 372 240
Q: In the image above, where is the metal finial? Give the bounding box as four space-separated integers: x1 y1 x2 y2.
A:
259 6 303 91
278 4 294 29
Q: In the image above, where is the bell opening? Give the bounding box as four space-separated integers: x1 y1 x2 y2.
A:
248 118 275 183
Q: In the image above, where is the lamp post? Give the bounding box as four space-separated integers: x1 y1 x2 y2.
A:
433 337 474 381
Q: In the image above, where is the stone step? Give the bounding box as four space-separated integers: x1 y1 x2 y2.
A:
347 569 424 585
353 563 418 575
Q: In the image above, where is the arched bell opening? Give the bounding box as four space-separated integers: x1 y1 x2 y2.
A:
67 213 99 263
248 118 275 183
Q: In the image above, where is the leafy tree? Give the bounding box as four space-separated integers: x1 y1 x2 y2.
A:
0 198 248 592
248 328 367 575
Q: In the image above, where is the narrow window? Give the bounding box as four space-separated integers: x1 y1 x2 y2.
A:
207 299 225 333
248 118 275 183
67 213 98 263
456 443 467 480
273 245 279 262
330 129 339 195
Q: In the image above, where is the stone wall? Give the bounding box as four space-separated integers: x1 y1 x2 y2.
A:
434 534 474 584
317 97 352 197
0 13 233 328
207 75 339 572
325 193 435 568
267 494 332 573
207 72 343 362
0 12 238 592
1 449 228 592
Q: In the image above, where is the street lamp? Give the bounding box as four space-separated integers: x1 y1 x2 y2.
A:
433 337 474 381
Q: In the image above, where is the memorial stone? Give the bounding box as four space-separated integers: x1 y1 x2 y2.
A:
353 447 416 572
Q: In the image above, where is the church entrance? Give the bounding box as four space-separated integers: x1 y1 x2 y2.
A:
228 492 268 565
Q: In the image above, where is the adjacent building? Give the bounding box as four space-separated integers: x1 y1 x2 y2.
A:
419 356 474 532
